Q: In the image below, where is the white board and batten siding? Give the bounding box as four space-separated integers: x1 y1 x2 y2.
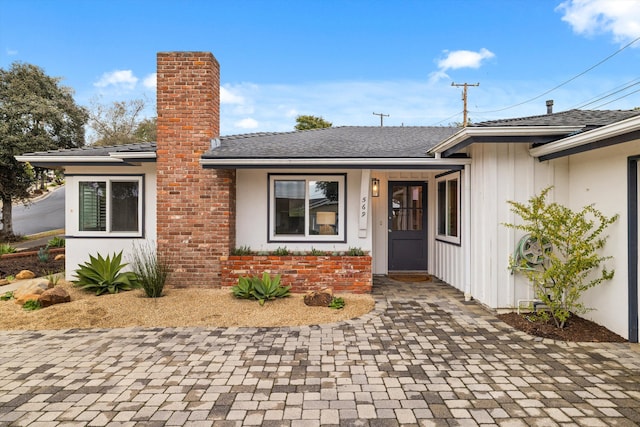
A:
468 143 569 309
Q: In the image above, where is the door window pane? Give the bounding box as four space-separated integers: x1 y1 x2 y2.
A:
392 185 423 231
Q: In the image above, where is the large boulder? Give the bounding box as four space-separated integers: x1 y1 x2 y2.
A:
39 287 71 307
304 287 334 307
15 270 36 280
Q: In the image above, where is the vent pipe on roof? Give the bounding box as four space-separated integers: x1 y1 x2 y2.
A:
546 99 554 114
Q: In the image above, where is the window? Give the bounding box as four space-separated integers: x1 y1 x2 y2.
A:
269 174 345 242
436 172 460 244
75 176 143 236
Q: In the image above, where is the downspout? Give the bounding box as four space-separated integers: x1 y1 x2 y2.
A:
464 163 472 301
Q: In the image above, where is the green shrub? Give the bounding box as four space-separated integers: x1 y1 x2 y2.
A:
130 243 170 298
46 272 61 286
46 236 65 248
23 299 41 311
347 247 366 256
73 251 139 296
309 247 327 256
0 291 14 301
231 272 291 305
505 187 618 329
0 244 16 256
273 247 290 256
231 245 253 255
329 296 345 309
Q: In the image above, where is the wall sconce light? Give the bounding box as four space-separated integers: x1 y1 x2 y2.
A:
371 178 380 197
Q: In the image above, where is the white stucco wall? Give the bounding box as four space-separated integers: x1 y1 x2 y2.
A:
564 140 640 339
63 164 157 281
236 169 372 253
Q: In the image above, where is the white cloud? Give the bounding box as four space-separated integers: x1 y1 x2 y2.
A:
221 86 245 104
94 70 138 90
234 117 259 129
428 48 495 83
6 49 18 56
143 73 156 89
557 0 640 44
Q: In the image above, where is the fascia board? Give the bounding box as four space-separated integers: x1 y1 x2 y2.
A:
200 157 472 168
109 152 157 160
530 115 640 158
428 126 582 155
15 155 124 164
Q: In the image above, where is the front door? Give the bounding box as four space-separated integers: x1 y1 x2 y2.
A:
388 182 427 271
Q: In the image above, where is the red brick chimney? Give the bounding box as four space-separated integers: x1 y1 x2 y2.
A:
156 51 236 287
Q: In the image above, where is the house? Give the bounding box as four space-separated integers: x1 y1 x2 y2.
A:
16 51 640 342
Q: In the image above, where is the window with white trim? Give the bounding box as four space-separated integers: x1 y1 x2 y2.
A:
75 176 143 237
436 172 460 244
269 174 345 242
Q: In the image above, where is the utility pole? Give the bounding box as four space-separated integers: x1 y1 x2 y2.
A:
451 82 479 127
373 112 389 127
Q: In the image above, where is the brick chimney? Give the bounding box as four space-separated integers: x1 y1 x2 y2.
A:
156 52 236 287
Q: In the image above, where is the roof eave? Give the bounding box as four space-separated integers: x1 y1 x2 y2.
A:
428 126 583 156
530 115 640 160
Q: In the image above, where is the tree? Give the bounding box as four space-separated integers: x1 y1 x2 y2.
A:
88 98 156 146
0 62 88 238
504 187 618 328
294 115 332 131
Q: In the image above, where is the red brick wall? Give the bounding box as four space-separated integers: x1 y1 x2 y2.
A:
156 52 236 287
221 255 372 293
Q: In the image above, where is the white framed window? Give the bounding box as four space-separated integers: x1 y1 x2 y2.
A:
269 174 346 242
72 175 143 237
436 172 460 244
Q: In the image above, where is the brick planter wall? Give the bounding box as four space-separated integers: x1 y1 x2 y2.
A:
221 255 372 293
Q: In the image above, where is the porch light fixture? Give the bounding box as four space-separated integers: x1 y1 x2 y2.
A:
371 178 380 197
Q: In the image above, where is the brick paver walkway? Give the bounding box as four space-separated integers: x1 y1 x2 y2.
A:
1 277 639 426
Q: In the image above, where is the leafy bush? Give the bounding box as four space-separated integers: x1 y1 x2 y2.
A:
46 272 61 286
46 236 65 248
273 247 290 256
329 296 345 309
22 299 41 311
0 244 16 256
309 247 327 256
0 291 14 301
130 243 170 298
231 272 291 305
505 187 618 328
73 251 139 296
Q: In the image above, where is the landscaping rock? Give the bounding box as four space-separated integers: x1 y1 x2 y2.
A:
15 270 36 280
0 279 9 286
54 254 65 261
39 287 71 307
15 293 41 305
304 287 334 307
14 280 49 299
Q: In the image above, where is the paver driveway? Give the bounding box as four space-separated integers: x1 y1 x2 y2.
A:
1 277 639 426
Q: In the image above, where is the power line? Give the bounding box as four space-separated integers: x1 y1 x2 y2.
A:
452 82 479 127
471 35 640 115
571 77 640 110
372 112 389 127
590 87 640 110
431 110 465 126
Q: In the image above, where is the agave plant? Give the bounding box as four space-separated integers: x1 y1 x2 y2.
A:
250 272 290 306
231 272 290 305
73 251 139 296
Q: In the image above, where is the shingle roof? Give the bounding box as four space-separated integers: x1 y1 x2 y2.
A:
474 109 640 128
18 142 157 158
203 126 460 159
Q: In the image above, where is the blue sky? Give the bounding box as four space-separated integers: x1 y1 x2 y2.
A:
1 0 640 136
